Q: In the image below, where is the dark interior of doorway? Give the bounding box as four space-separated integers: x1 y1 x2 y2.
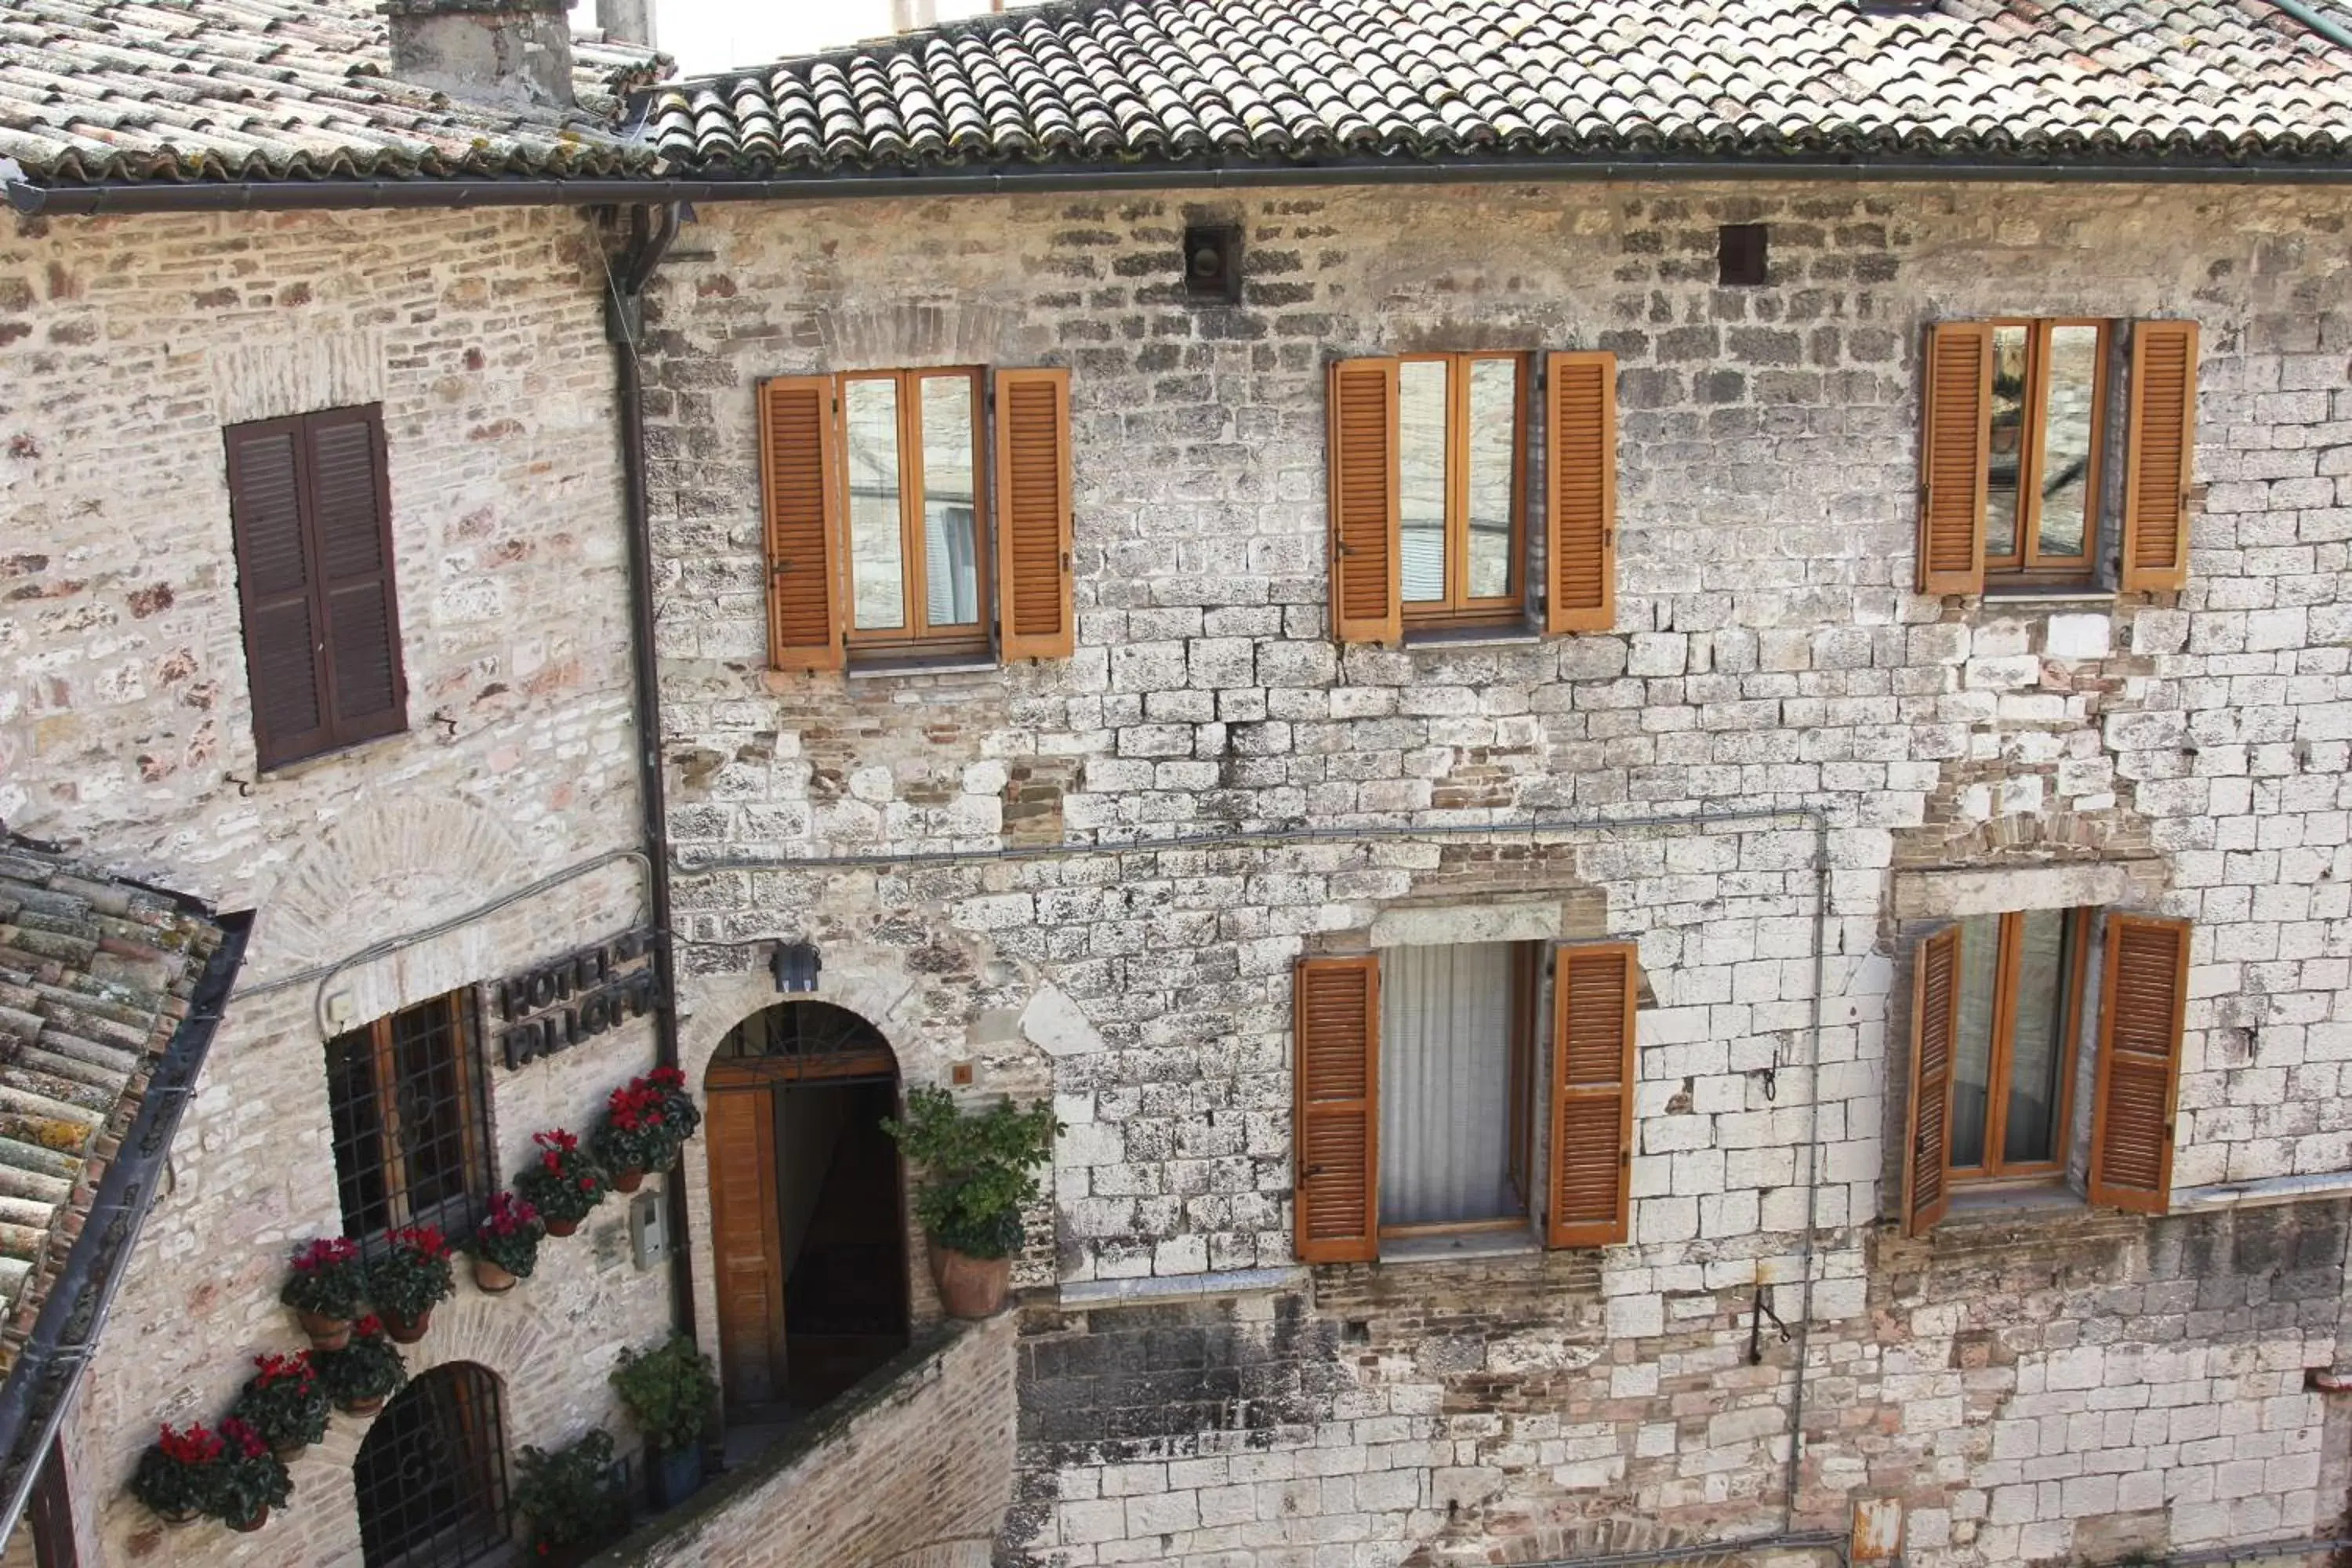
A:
776 1074 908 1410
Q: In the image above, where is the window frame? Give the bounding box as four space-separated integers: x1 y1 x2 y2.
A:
1944 908 2092 1187
326 990 495 1251
1981 318 2111 589
834 366 993 661
1396 350 1530 631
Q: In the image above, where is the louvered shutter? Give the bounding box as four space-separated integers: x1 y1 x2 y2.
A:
1293 954 1378 1263
1901 925 1961 1236
2089 914 2190 1214
1326 358 1402 644
226 416 332 769
1545 351 1617 634
2120 321 2198 593
1917 322 1991 596
1548 942 1637 1248
993 367 1075 659
305 407 406 749
758 376 844 672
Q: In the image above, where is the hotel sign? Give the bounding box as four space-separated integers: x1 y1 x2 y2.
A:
489 928 664 1069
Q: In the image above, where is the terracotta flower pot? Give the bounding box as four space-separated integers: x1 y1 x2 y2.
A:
230 1507 270 1533
927 1241 1011 1319
296 1311 351 1352
379 1306 432 1344
612 1167 644 1194
272 1443 307 1464
336 1396 385 1418
157 1504 202 1526
544 1215 580 1239
473 1258 519 1295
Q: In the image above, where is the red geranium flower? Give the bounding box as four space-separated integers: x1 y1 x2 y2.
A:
290 1236 358 1273
219 1417 269 1461
158 1422 224 1466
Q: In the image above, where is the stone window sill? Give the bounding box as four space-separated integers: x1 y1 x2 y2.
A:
1979 587 2117 607
1401 625 1543 651
845 655 1000 681
1376 1225 1542 1265
1943 1181 2085 1223
257 728 409 782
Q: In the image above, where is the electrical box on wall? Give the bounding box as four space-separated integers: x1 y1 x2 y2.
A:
630 1189 668 1270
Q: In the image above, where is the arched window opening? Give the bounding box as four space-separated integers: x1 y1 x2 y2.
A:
354 1363 509 1568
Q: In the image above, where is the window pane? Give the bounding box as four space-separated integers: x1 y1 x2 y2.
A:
391 1000 470 1219
2003 909 2074 1165
1950 915 2000 1169
1378 942 1516 1226
1464 359 1516 601
918 376 981 628
1398 360 1448 604
2035 327 2099 559
842 379 906 631
327 1033 390 1238
1984 325 2029 559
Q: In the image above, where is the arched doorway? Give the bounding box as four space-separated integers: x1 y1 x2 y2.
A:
706 1001 911 1421
352 1363 509 1567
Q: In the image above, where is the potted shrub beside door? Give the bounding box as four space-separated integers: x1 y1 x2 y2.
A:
514 1429 630 1567
609 1334 717 1510
882 1087 1062 1319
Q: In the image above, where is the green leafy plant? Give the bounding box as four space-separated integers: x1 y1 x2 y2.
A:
881 1087 1062 1261
206 1418 292 1530
229 1352 329 1455
514 1428 629 1555
465 1191 544 1279
515 1128 612 1229
610 1334 717 1455
278 1237 366 1320
313 1317 408 1411
131 1423 224 1523
363 1225 456 1319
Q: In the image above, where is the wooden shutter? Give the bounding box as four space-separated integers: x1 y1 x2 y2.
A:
1917 322 1991 596
1901 926 1961 1236
1548 942 1638 1247
993 367 1075 659
2120 321 2198 593
305 408 405 749
1293 954 1377 1263
2089 914 2190 1214
1544 351 1617 634
227 416 332 768
1326 358 1401 644
758 376 844 672
706 1088 789 1410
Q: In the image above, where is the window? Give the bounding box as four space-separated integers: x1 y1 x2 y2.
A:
354 1363 510 1568
1918 319 2197 597
759 366 1073 670
1902 909 2190 1234
1293 941 1636 1262
327 990 493 1248
1328 351 1617 644
223 405 407 770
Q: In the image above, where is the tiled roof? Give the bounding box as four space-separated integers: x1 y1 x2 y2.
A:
648 0 2352 175
0 0 669 185
0 839 223 1376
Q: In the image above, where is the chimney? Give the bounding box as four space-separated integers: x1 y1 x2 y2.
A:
595 0 656 48
383 0 575 111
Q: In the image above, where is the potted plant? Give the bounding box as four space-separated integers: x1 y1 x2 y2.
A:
516 1128 611 1237
590 1069 701 1192
278 1237 367 1349
314 1316 408 1416
363 1225 456 1342
130 1422 223 1526
465 1191 543 1294
513 1428 630 1566
230 1352 330 1461
207 1417 292 1533
609 1334 717 1509
882 1087 1062 1319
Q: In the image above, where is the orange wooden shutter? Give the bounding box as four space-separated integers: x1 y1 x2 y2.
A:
993 367 1075 659
1918 322 1991 595
2120 321 2198 593
706 1088 789 1410
1901 925 1961 1236
1294 954 1377 1263
1548 942 1637 1247
758 376 844 671
1326 358 1401 644
1544 351 1618 634
2089 914 2190 1214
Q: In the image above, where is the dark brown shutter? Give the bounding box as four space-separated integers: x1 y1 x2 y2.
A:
2120 321 2198 593
993 367 1075 659
759 376 844 672
707 1088 789 1410
305 407 405 748
227 416 332 768
2089 914 2190 1214
1544 351 1617 634
1918 322 1991 595
1326 358 1401 644
1548 942 1637 1247
1294 954 1377 1263
1902 925 1961 1236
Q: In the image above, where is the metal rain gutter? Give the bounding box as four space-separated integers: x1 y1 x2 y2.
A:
2272 0 2352 53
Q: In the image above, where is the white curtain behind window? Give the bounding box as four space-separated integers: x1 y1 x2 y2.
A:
1379 943 1516 1228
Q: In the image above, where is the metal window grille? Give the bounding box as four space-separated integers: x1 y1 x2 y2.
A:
354 1363 510 1568
717 1000 895 1081
327 989 493 1250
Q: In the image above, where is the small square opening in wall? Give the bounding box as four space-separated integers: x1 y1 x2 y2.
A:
1719 223 1768 286
1182 223 1242 303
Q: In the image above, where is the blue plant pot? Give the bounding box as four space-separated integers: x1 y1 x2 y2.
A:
650 1444 703 1511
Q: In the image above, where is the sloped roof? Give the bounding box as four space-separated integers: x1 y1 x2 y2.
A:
0 0 668 185
647 0 2352 175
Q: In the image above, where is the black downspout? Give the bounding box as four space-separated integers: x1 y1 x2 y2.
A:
606 201 694 1337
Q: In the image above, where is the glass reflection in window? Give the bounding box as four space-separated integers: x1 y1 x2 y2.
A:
842 379 906 632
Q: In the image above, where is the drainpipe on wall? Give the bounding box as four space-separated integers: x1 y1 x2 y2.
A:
605 201 694 1338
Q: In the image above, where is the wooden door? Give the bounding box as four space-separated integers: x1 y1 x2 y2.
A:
707 1087 788 1412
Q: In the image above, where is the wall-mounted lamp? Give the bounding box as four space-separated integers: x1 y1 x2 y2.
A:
770 939 822 994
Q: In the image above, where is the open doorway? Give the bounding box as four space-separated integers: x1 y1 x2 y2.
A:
705 1003 911 1424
